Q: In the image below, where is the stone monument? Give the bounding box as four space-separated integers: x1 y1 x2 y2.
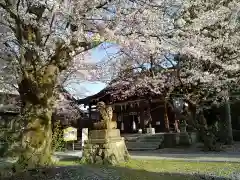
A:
81 102 129 165
178 120 191 146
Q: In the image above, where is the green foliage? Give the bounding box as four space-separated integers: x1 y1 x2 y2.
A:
52 120 65 152
0 141 8 157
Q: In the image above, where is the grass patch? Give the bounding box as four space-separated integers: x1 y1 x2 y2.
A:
118 159 240 177
56 160 80 166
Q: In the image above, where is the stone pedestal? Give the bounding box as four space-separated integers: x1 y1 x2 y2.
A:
164 133 178 148
93 121 117 130
179 125 187 133
146 128 155 134
178 132 191 146
163 132 193 148
81 129 129 165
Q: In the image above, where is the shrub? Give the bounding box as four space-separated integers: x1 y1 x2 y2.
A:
52 120 65 152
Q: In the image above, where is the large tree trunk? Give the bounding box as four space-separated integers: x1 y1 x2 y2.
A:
198 111 219 151
164 99 170 132
187 102 197 131
17 105 53 168
16 65 59 168
224 95 233 145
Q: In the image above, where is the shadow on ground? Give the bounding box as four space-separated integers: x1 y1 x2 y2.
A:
1 164 235 180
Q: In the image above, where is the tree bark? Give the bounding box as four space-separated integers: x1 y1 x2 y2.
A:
186 100 197 130
17 105 53 168
198 111 219 151
164 99 170 132
146 102 152 128
224 95 233 145
17 65 59 168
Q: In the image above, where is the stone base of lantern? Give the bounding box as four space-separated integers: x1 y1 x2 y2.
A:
178 132 191 146
81 129 129 165
146 128 155 134
163 132 197 148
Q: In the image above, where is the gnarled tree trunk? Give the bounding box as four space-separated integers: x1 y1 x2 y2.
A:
198 111 219 151
187 102 197 131
17 65 59 168
17 105 53 168
224 95 233 145
164 99 170 132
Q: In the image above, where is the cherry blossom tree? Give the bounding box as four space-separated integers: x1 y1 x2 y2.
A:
107 0 240 146
172 0 240 145
111 0 239 106
0 0 135 167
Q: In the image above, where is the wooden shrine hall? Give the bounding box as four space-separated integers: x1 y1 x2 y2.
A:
77 81 178 134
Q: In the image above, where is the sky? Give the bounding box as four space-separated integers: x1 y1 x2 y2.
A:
65 42 120 100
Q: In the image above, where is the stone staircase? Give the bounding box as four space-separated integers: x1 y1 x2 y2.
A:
73 141 82 150
65 132 198 151
123 132 198 151
66 141 82 150
124 133 164 151
66 134 164 151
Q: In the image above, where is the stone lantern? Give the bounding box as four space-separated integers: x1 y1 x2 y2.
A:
172 97 191 145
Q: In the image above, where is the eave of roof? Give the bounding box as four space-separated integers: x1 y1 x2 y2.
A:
76 69 176 105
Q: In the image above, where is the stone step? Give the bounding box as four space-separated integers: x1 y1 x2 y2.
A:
133 135 164 143
126 142 160 150
66 142 82 150
73 145 82 150
139 134 164 139
126 141 161 147
123 136 139 142
126 145 159 151
138 137 164 142
123 133 165 142
127 147 158 151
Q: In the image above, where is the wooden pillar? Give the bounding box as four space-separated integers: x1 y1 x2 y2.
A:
139 100 147 133
112 112 117 121
147 101 152 128
224 94 233 145
140 110 145 133
137 114 141 131
119 105 124 132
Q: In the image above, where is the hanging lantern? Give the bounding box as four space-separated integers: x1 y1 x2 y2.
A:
172 97 184 114
132 120 136 130
137 115 140 123
117 114 121 122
